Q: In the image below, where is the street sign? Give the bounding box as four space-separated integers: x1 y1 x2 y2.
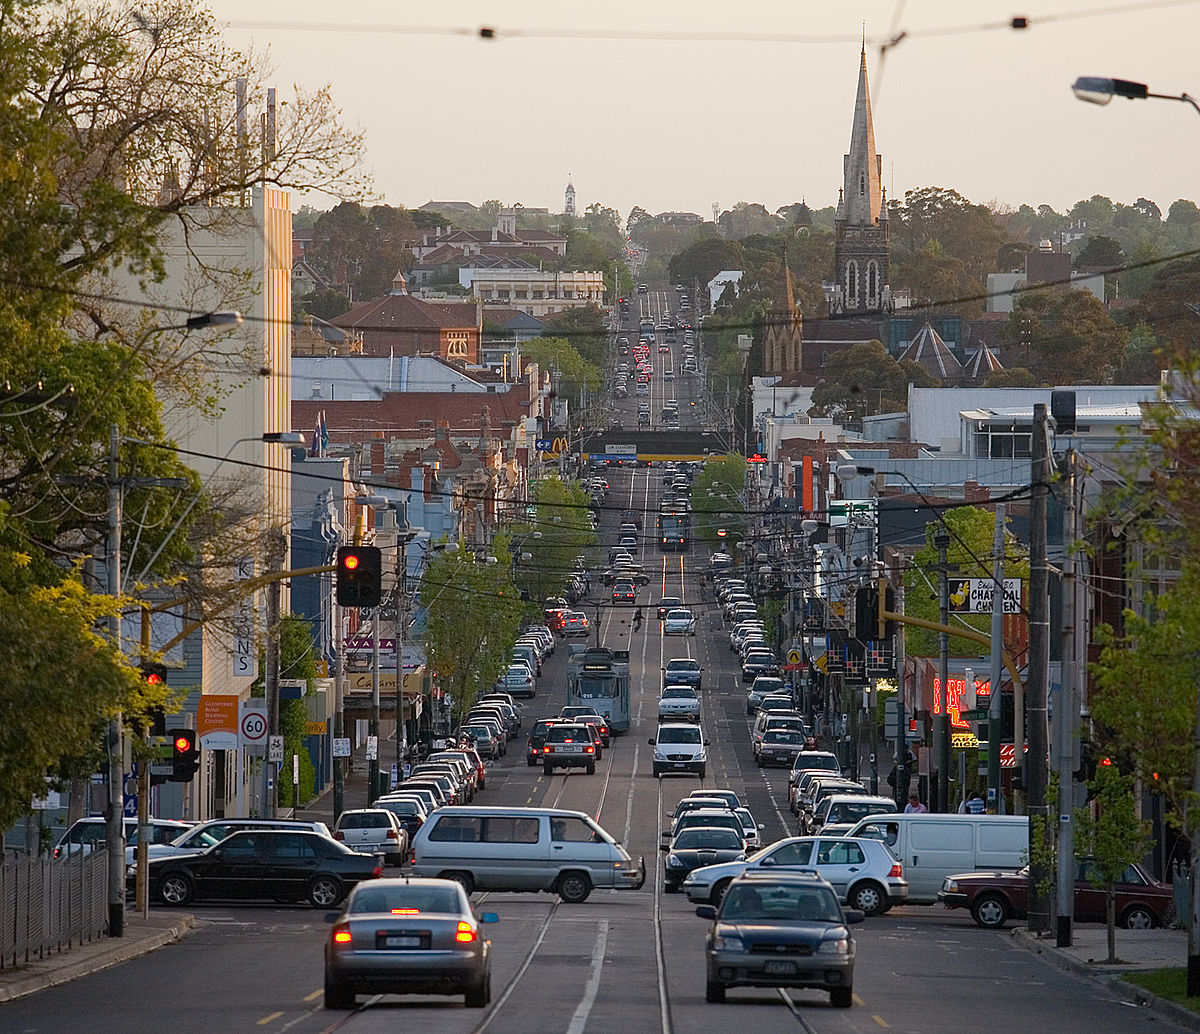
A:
332 737 351 758
123 794 137 817
267 735 284 763
961 707 990 722
366 735 378 761
947 578 1022 614
197 696 239 750
787 648 803 666
950 731 979 749
240 708 268 746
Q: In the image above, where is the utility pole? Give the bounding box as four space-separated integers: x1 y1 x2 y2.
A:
262 531 285 819
987 505 1007 812
1056 452 1078 947
332 600 345 823
368 610 380 805
892 565 908 809
935 532 951 813
105 426 125 938
1027 402 1052 934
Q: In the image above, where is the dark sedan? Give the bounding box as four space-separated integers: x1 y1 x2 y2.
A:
742 651 780 681
325 877 497 1009
662 827 745 894
938 860 1173 929
145 829 382 908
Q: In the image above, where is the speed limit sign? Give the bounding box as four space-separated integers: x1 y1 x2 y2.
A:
240 708 267 747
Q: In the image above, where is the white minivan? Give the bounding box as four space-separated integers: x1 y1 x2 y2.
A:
842 813 1028 903
410 806 645 903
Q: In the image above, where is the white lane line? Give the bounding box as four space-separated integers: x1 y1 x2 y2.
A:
566 919 610 1034
623 741 641 846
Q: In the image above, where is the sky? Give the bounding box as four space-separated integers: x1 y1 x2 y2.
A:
209 0 1200 222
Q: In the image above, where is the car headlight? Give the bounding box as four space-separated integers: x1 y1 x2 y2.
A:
712 934 745 951
667 854 686 868
817 937 850 956
943 879 958 892
654 750 667 762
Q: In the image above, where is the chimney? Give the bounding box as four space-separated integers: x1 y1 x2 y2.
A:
479 405 491 448
369 441 385 475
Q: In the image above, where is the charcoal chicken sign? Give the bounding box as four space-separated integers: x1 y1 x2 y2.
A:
947 578 1022 614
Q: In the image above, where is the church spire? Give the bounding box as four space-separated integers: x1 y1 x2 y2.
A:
842 45 882 227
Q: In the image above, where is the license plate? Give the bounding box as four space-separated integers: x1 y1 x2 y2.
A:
386 935 422 948
673 762 689 768
764 960 796 975
560 744 581 753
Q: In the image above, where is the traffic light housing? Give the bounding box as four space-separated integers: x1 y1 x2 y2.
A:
337 545 382 607
855 585 879 640
169 728 200 782
877 581 897 640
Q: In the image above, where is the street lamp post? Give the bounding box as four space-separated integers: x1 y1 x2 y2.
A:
1071 76 1200 116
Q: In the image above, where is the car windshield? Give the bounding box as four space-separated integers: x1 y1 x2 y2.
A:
662 687 695 699
667 660 699 672
659 726 701 744
764 731 805 745
666 610 692 620
753 679 784 692
720 883 843 923
674 829 743 851
349 885 464 915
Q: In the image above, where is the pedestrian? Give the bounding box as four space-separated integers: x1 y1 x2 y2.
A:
958 794 985 814
904 793 927 814
633 606 644 631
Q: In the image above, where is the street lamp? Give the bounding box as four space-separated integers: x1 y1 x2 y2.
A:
1071 76 1200 116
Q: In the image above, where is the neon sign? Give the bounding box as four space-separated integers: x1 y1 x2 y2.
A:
932 676 990 729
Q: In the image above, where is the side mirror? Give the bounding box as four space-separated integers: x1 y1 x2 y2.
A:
695 905 717 920
659 843 670 852
843 908 866 925
704 739 711 746
648 738 656 746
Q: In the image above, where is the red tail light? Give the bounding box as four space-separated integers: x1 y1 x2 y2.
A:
586 745 595 754
544 744 555 753
332 925 353 945
455 920 477 943
888 863 903 878
386 829 399 841
371 865 384 877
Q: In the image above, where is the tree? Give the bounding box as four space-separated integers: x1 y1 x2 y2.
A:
903 507 1029 659
1128 254 1200 361
888 187 1013 289
693 456 747 545
669 238 746 293
809 341 934 423
295 287 352 322
1001 289 1124 384
541 306 608 369
520 337 601 399
1074 764 1150 964
307 203 417 303
1074 235 1124 268
260 614 319 806
511 478 595 609
1167 199 1200 230
421 543 522 721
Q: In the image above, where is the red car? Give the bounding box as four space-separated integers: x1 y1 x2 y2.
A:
938 860 1172 929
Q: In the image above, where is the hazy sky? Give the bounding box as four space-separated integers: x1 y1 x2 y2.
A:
210 0 1200 221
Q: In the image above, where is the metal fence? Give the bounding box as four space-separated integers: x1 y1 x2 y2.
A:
0 851 109 969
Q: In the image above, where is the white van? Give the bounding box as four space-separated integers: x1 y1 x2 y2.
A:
410 806 645 903
842 813 1028 904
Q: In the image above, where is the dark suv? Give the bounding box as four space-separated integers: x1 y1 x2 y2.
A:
527 718 561 766
541 723 599 775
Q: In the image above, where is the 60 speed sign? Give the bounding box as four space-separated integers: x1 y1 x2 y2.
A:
240 709 267 745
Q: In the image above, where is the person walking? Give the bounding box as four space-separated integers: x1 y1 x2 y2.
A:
904 794 927 814
633 606 644 632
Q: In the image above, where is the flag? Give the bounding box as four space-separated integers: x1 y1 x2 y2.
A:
309 413 320 457
319 410 329 456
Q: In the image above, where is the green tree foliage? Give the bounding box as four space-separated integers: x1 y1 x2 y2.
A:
294 287 352 322
902 508 1028 658
669 238 746 293
420 542 522 720
519 337 601 398
693 455 747 545
511 477 595 608
540 306 607 369
1075 235 1124 268
1128 254 1200 362
253 614 318 806
983 367 1039 388
809 341 934 423
1074 764 1150 963
1001 289 1125 384
306 202 418 303
718 203 784 239
1090 562 1200 826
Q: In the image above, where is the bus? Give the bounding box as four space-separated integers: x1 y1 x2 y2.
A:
657 510 689 552
566 647 631 733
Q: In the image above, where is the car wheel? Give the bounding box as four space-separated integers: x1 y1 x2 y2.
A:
307 876 344 908
652 764 662 777
711 878 732 906
324 970 355 1010
557 871 592 903
157 873 193 906
755 756 763 768
848 881 887 917
697 766 706 779
831 986 853 1008
441 870 475 895
544 763 553 775
971 893 1010 929
1121 904 1156 930
586 762 596 775
705 978 726 1003
465 972 492 1008
527 756 535 766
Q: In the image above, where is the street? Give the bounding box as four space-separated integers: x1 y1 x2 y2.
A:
1 461 1185 1033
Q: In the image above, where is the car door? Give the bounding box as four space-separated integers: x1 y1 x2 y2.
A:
266 833 322 900
814 838 868 898
754 840 814 871
192 832 264 899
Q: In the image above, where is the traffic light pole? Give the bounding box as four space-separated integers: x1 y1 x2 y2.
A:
105 426 125 938
262 534 285 819
935 533 951 813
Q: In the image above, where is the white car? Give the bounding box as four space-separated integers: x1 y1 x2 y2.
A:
663 608 696 636
657 685 701 722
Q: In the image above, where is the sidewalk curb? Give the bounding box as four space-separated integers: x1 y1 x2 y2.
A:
1012 928 1200 1033
0 914 195 1004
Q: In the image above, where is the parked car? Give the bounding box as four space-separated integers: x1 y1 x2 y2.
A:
57 817 193 860
662 827 746 893
746 675 785 714
683 835 907 916
657 685 701 722
332 809 408 866
810 794 898 836
495 665 535 698
324 877 498 1009
938 860 1173 929
124 818 331 865
734 807 764 851
146 829 382 908
662 657 702 690
695 870 862 1006
372 798 428 840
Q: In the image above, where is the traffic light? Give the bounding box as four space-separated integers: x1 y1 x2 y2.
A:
169 728 200 783
337 545 382 607
877 581 896 639
855 586 879 639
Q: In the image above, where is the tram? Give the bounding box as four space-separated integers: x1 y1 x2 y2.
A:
566 646 631 733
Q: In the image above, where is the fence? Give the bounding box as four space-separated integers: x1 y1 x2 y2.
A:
0 851 109 969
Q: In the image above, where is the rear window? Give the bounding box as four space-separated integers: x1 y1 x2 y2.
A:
340 813 388 829
427 814 541 844
546 725 590 743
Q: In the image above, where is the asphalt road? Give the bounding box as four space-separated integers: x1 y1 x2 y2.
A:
1 453 1186 1031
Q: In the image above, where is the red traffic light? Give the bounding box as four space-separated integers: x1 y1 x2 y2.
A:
174 734 192 753
1100 757 1113 766
145 671 164 686
342 552 360 571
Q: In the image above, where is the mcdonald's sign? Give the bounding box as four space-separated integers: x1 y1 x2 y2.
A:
539 436 569 457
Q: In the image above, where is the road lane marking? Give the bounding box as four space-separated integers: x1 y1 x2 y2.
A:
873 1015 890 1028
565 919 610 1034
302 990 322 1003
257 1013 284 1025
